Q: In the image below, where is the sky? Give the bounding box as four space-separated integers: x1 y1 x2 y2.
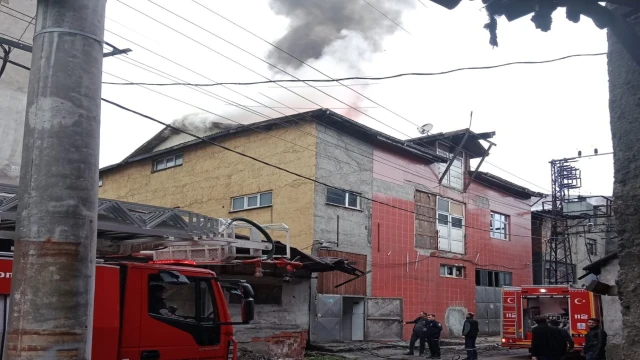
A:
7 0 615 196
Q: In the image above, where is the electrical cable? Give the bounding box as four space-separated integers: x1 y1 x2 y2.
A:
361 0 412 35
100 96 551 240
103 51 608 87
0 9 31 23
0 4 31 19
188 0 557 194
0 45 9 80
102 32 539 215
117 0 551 205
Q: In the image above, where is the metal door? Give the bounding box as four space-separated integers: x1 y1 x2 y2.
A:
365 297 403 341
476 286 502 335
313 294 342 343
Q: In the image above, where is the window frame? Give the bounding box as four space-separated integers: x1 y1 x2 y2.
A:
152 153 184 172
230 191 273 212
490 212 509 240
98 176 103 187
326 187 361 210
436 142 465 191
436 197 465 254
586 238 598 256
475 269 512 287
146 274 221 346
439 264 465 279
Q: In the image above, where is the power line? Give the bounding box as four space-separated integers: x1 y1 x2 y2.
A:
102 52 607 87
0 4 32 19
361 0 411 35
417 0 429 8
100 96 545 240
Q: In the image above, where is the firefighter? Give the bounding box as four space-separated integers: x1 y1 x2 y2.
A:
549 319 574 357
530 316 568 360
582 318 607 360
402 311 429 356
425 314 443 359
149 283 181 319
462 312 479 360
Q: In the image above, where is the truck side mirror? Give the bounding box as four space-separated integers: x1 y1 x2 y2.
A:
240 283 255 324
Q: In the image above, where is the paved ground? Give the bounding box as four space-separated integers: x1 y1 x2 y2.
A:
329 347 530 359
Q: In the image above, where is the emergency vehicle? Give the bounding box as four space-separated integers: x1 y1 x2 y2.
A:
0 255 256 360
500 285 601 352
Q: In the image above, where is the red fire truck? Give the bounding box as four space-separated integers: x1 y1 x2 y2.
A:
501 285 601 352
0 255 255 360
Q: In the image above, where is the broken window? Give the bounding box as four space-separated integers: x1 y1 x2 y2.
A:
231 191 273 211
153 153 183 172
437 198 464 254
490 212 509 240
475 269 512 287
415 190 437 250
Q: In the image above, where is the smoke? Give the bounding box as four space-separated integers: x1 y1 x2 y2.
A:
267 0 414 71
170 113 240 136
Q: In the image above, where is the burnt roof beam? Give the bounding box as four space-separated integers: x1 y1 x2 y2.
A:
463 143 492 192
439 130 470 184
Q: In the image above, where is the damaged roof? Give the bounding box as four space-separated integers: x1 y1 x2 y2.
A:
407 129 495 159
101 108 451 173
468 171 545 200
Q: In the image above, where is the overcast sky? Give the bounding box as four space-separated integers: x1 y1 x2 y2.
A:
96 0 612 196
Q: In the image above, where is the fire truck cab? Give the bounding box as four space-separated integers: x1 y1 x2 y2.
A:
501 285 601 352
0 255 255 360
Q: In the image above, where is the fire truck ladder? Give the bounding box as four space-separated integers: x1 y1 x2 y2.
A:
0 183 289 261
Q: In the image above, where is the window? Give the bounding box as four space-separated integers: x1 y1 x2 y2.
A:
437 142 464 190
147 273 220 346
326 188 360 209
586 238 597 256
490 212 509 240
98 176 103 187
230 283 282 305
475 269 512 287
437 198 464 253
231 191 273 211
153 153 184 171
440 265 464 278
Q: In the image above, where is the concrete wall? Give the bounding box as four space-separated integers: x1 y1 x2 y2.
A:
0 1 35 185
599 258 622 359
312 124 373 295
99 122 317 250
532 201 614 287
225 275 310 360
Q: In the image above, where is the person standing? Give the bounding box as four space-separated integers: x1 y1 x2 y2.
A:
530 316 568 360
583 318 607 360
462 312 479 360
402 311 429 356
549 319 574 357
425 314 443 359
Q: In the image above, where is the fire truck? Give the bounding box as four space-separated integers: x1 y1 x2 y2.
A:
501 285 602 352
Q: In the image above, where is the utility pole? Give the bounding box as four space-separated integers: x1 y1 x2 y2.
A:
4 1 106 359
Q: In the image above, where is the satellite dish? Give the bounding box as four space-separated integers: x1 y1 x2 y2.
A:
417 123 433 135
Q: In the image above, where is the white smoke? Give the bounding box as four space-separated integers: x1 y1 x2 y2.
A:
170 113 239 137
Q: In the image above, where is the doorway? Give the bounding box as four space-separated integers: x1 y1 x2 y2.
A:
341 297 365 341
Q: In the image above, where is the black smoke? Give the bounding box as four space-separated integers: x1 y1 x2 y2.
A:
267 0 414 70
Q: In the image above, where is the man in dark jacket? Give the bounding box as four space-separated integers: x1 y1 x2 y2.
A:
531 316 568 360
583 318 607 360
549 319 574 357
462 312 479 360
425 314 443 359
403 311 428 356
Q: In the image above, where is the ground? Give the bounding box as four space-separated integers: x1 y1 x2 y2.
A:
305 347 530 360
